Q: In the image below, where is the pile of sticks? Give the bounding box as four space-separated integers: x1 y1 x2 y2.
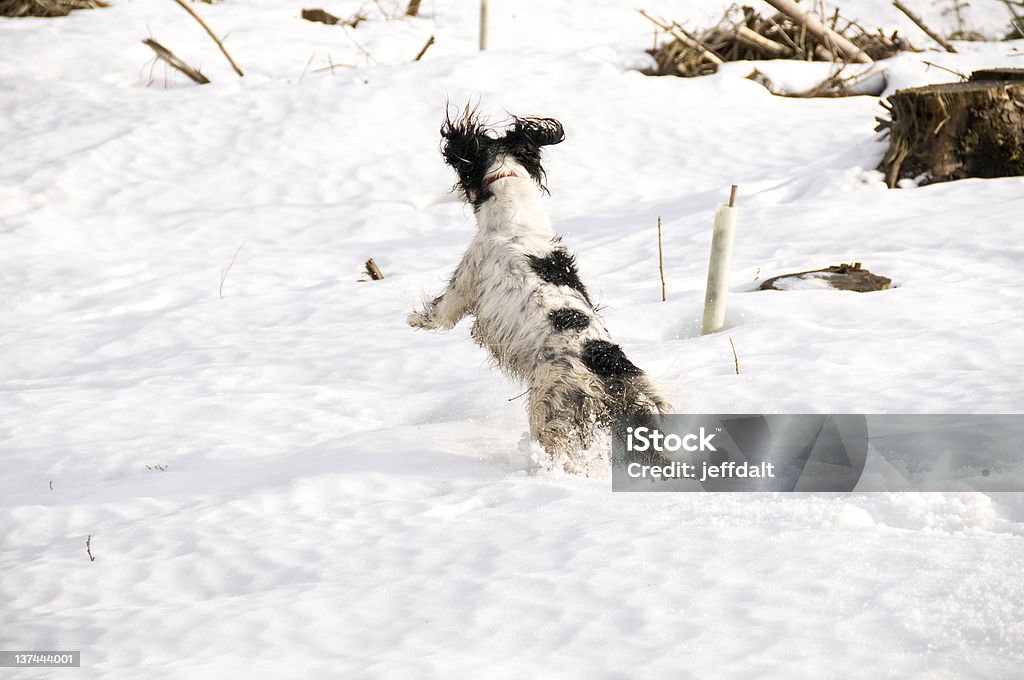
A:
0 0 106 17
642 1 911 79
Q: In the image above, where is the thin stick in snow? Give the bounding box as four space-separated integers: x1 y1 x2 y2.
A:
657 216 666 302
413 35 435 61
170 0 245 77
892 1 957 53
86 534 95 562
220 242 245 298
1004 1 1024 38
142 38 210 84
729 337 740 374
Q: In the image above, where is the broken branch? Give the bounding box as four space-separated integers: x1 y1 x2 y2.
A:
171 0 245 76
892 0 957 53
142 38 210 84
413 35 435 61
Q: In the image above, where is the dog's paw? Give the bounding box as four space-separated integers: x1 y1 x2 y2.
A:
407 309 438 330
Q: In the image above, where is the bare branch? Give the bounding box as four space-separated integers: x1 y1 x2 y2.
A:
170 0 245 76
142 38 210 84
413 35 435 61
893 0 957 53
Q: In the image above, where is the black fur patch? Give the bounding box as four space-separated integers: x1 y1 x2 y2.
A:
549 308 590 332
527 249 591 303
581 340 641 380
503 116 565 190
440 109 494 202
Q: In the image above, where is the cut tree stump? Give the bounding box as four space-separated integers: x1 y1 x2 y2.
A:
877 73 1024 187
759 263 891 292
969 68 1024 83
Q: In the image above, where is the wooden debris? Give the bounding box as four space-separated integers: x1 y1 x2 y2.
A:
759 263 891 292
171 0 244 77
0 0 105 17
1005 0 1024 39
969 68 1024 82
892 0 957 53
302 7 366 28
763 0 873 63
877 72 1024 187
755 64 888 98
642 4 911 82
365 258 384 281
142 38 210 85
302 8 340 25
413 35 435 61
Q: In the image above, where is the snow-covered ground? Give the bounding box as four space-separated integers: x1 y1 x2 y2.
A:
2 1 1023 677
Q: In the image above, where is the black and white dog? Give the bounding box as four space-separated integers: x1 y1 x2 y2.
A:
408 108 670 461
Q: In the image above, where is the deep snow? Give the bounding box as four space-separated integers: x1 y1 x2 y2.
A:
1 1 1023 677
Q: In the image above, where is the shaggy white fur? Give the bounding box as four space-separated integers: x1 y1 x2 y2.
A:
409 152 670 461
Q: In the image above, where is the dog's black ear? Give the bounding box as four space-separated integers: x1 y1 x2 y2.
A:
440 108 491 196
510 116 565 147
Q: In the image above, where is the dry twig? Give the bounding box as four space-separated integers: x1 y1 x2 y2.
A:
413 35 435 61
220 242 245 298
143 38 210 84
893 0 957 53
171 0 245 77
729 337 740 374
657 216 666 302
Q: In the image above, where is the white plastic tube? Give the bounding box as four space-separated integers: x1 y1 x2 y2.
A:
701 201 738 335
479 0 489 51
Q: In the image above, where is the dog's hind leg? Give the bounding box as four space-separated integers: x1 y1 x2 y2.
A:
526 359 609 461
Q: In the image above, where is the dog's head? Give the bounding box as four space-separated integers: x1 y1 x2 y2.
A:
440 107 564 207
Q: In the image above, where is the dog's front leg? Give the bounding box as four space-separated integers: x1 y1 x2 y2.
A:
408 257 476 331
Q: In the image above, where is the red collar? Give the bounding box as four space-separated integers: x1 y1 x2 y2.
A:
480 171 519 194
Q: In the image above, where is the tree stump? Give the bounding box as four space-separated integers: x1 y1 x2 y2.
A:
876 72 1024 187
969 68 1024 83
